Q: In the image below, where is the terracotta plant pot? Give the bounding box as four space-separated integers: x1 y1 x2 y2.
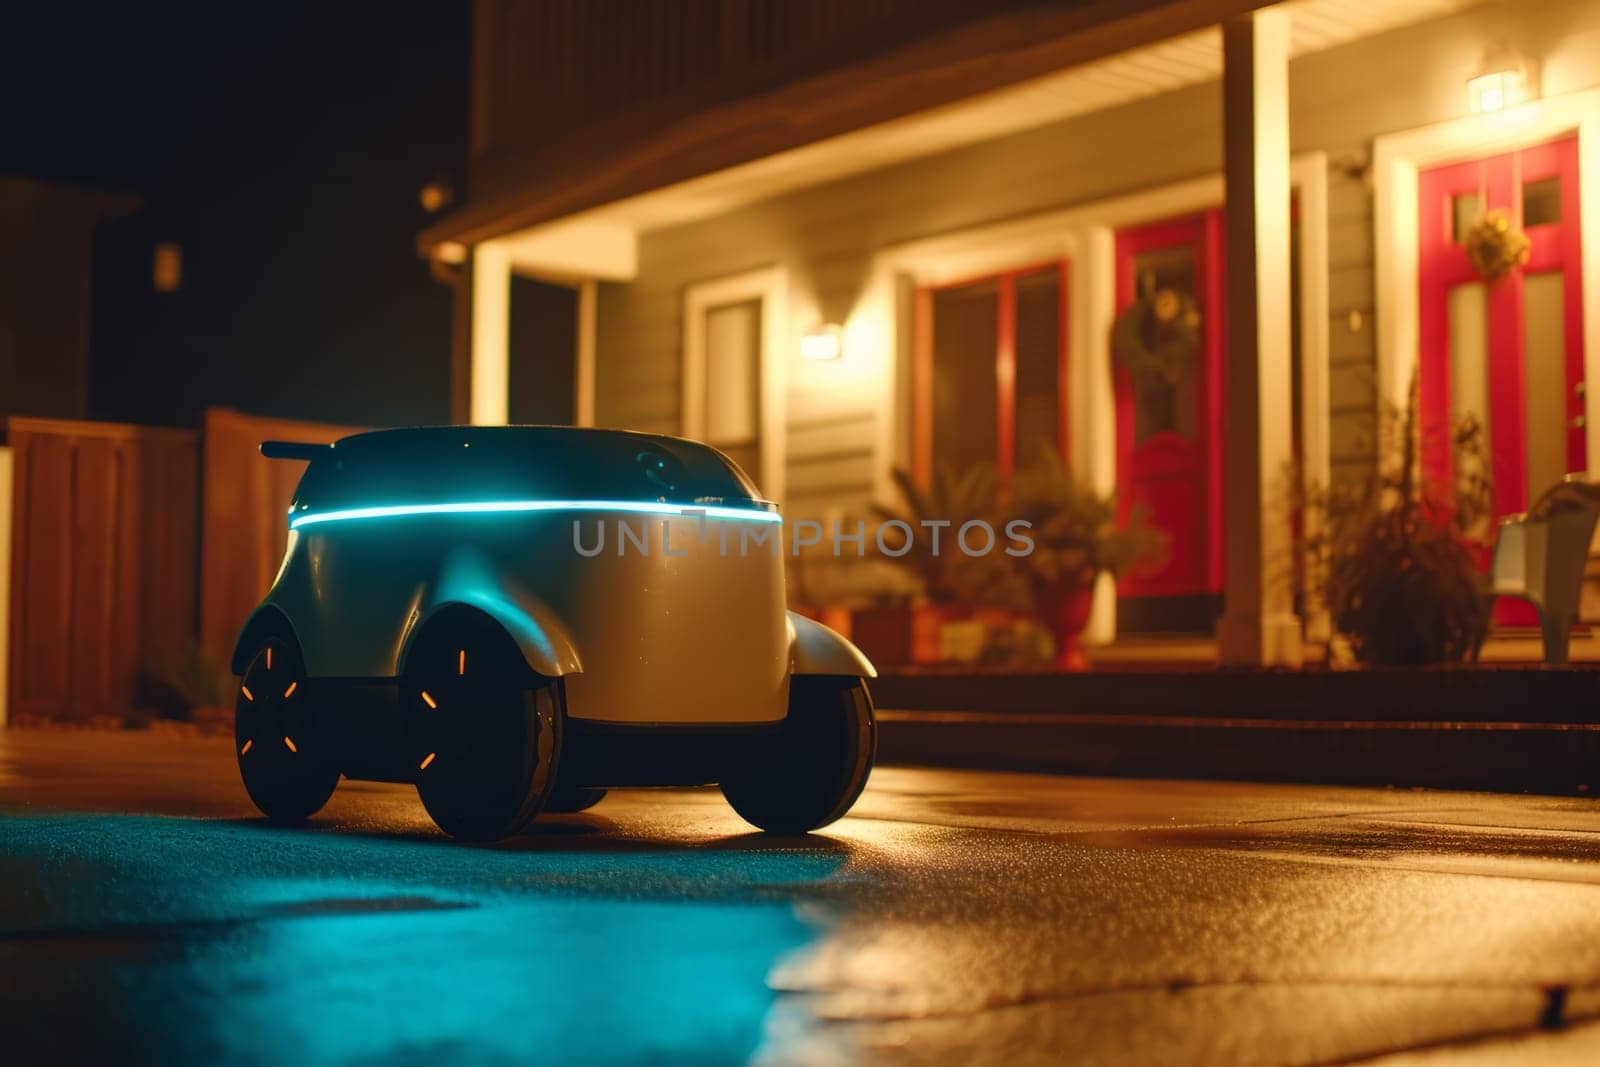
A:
1040 583 1095 671
851 604 973 666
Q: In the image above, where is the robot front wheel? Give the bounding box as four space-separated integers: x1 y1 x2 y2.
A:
722 676 877 833
235 637 341 825
400 607 563 842
237 621 873 839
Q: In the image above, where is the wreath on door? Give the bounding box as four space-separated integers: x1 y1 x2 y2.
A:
1463 209 1530 281
1111 275 1201 391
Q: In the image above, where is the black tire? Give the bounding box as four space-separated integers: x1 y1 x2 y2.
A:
235 637 340 824
544 784 607 814
401 609 562 841
722 675 876 833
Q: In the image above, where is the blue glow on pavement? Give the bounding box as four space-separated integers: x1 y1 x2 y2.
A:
0 811 835 1066
288 498 782 530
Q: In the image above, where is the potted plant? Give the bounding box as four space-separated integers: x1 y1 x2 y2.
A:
869 465 1015 664
789 542 920 662
995 447 1166 669
872 457 1163 669
1298 378 1492 666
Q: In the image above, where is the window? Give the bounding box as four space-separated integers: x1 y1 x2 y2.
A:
701 298 762 477
915 262 1068 482
681 268 787 498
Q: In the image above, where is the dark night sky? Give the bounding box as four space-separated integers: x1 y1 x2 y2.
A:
1 2 470 429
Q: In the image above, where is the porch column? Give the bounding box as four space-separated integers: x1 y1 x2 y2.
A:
469 240 512 426
1216 8 1303 666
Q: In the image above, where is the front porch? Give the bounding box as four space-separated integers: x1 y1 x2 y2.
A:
871 661 1600 794
427 0 1600 670
1079 629 1600 669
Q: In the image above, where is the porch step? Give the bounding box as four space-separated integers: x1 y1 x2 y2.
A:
871 667 1600 795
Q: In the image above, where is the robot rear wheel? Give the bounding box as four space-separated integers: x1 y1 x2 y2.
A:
721 675 876 833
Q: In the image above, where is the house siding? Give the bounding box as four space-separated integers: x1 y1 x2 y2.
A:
593 0 1600 512
600 80 1223 518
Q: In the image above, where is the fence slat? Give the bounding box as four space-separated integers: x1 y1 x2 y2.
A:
199 408 360 666
3 409 365 721
3 417 200 721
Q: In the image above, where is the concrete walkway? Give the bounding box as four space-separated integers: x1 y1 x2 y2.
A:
4 729 1600 1064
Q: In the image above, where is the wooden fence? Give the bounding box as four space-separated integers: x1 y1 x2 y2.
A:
2 408 360 722
2 417 199 722
199 408 358 664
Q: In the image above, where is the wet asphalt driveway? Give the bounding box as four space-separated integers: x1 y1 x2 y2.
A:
5 728 1600 1065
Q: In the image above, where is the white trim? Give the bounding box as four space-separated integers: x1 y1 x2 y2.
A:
866 153 1331 642
499 217 637 281
1374 86 1600 471
575 279 597 427
1295 153 1333 642
469 240 511 426
682 267 789 499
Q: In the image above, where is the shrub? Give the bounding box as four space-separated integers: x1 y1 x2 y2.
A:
1301 379 1490 666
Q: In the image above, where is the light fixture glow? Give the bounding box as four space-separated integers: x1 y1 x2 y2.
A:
458 649 466 676
288 498 781 530
283 681 298 699
240 739 253 755
419 752 437 770
1468 70 1521 112
1467 47 1530 114
283 736 298 753
800 324 843 361
266 647 273 671
421 690 438 709
241 685 255 702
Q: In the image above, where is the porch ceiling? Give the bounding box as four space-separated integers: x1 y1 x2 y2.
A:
483 0 1477 276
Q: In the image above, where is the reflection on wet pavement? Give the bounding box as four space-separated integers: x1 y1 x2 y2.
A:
0 813 841 1065
8 731 1600 1064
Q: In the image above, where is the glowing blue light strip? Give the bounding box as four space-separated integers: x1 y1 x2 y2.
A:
288 498 782 530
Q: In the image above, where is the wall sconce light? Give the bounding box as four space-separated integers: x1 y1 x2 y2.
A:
1468 47 1531 113
800 324 844 361
152 242 182 293
419 181 454 213
434 241 468 265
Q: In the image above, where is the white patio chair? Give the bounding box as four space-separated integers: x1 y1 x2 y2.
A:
1487 474 1600 665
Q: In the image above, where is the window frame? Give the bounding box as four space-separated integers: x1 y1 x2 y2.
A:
681 266 788 500
911 259 1070 484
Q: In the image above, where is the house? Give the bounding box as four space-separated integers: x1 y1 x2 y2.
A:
418 0 1600 665
0 175 136 420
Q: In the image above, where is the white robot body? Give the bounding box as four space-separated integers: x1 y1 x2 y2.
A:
231 426 877 839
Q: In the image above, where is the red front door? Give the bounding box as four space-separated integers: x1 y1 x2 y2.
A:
1418 136 1585 519
1113 212 1226 623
